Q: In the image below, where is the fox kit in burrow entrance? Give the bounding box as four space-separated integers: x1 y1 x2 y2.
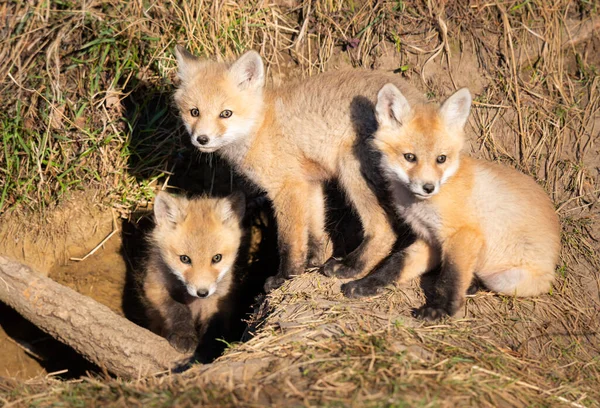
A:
173 46 425 291
341 84 561 320
143 191 245 353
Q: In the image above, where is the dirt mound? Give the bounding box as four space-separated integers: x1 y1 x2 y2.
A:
1 0 600 406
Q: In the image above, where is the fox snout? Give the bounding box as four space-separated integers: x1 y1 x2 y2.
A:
195 135 210 146
411 181 439 199
184 266 232 299
195 287 212 299
185 280 217 299
189 131 219 152
422 183 435 194
182 120 220 152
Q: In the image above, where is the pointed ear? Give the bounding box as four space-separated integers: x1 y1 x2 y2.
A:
174 45 199 82
220 192 246 224
154 192 187 226
439 88 471 130
376 83 412 128
228 51 265 91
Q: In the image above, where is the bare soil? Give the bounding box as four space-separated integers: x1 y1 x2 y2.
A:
1 1 599 405
0 193 126 379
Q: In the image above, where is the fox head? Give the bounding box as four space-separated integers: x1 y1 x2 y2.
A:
374 84 472 199
150 191 245 299
174 46 265 153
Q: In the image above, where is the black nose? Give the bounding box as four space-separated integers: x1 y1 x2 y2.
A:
196 135 209 145
422 184 435 194
196 289 209 298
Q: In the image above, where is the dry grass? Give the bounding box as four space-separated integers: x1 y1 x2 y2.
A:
1 0 599 406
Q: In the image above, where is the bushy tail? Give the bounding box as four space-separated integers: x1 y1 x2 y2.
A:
481 266 555 297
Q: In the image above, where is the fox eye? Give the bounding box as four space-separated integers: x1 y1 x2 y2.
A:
212 254 222 263
219 110 233 119
436 155 447 164
190 108 200 117
180 255 191 264
404 153 416 163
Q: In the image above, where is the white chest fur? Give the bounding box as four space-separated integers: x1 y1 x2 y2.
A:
390 182 441 244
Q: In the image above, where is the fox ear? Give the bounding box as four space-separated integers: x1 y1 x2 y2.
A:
376 83 412 128
439 88 471 130
174 45 199 82
154 192 187 226
220 192 246 224
229 51 265 91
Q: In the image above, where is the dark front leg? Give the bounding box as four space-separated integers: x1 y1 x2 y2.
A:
412 268 463 321
193 310 232 364
321 235 370 278
341 246 404 297
162 300 198 353
414 229 483 321
321 156 397 279
144 275 198 353
342 238 437 298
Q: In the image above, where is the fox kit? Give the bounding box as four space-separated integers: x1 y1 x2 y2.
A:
143 191 245 352
174 46 425 291
341 84 561 320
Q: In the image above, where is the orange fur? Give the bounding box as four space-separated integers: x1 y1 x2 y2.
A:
142 191 245 352
174 47 426 288
374 85 561 316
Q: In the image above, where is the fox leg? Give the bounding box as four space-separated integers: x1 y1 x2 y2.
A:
306 182 333 267
321 158 396 279
342 239 440 297
143 278 198 353
263 180 310 292
414 227 483 320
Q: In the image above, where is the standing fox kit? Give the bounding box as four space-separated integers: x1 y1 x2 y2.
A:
342 84 561 319
143 191 245 352
174 46 425 291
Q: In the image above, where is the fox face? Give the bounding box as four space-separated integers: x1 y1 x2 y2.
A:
374 85 472 199
174 46 265 153
151 191 245 299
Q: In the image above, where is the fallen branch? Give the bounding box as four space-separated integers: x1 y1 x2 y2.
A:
0 256 188 379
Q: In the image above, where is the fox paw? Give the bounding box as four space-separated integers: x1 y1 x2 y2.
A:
307 241 333 268
320 257 360 278
466 278 483 295
412 306 450 321
307 252 328 269
167 333 198 353
264 275 286 292
341 280 383 298
306 254 324 269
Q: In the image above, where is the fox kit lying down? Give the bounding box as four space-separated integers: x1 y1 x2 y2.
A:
143 191 245 353
342 85 561 320
174 46 425 291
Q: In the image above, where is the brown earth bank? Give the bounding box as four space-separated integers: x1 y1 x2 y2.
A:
1 0 599 406
0 193 124 379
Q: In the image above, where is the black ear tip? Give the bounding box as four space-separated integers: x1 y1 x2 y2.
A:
175 45 196 60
